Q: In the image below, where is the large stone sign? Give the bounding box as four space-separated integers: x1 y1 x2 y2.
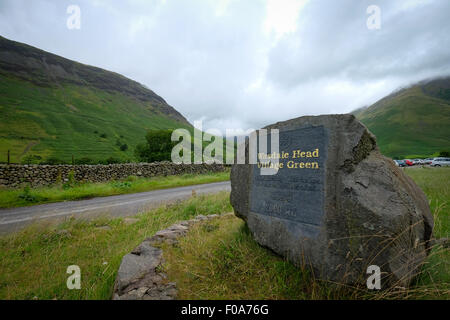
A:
231 114 433 287
249 126 327 238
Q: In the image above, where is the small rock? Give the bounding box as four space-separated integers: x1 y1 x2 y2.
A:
136 287 149 298
123 218 139 225
56 229 72 238
96 225 111 231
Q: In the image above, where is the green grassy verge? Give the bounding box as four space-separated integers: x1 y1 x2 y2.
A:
0 168 447 300
0 170 230 208
0 192 232 299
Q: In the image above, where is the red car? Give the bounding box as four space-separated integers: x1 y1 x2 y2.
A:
405 159 414 166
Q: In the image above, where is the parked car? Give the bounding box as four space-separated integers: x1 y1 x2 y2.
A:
404 159 414 166
394 160 406 167
424 158 434 165
430 157 450 167
413 159 426 165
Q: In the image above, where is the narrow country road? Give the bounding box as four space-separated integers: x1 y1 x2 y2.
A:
0 181 231 235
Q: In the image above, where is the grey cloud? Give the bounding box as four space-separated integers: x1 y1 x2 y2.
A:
0 0 449 132
267 0 450 87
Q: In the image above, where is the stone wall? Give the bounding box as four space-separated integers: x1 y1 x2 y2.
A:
0 162 227 188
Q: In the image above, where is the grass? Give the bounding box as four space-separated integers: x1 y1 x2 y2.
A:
355 84 450 158
0 170 230 208
161 216 335 299
0 74 191 163
161 217 448 300
404 167 449 239
159 167 449 300
0 192 232 300
0 168 447 300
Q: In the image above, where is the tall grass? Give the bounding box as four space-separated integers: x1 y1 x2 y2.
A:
160 168 450 300
404 167 449 238
161 215 448 300
0 192 232 300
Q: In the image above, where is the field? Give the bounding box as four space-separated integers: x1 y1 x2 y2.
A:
0 75 190 164
0 170 230 208
405 167 449 238
0 168 448 300
355 83 450 159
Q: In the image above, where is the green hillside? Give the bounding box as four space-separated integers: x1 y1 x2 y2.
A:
354 77 450 158
0 36 191 163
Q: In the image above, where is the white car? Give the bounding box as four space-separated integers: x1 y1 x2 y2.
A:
430 157 450 167
413 159 424 165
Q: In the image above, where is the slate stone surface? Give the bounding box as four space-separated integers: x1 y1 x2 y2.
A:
231 114 434 287
249 126 327 236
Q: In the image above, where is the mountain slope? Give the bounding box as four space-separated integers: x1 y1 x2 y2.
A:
354 77 450 158
0 36 191 163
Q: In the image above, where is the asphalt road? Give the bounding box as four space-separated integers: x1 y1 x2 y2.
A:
0 181 231 235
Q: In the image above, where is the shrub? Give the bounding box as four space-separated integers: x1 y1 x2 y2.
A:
55 170 62 185
18 185 36 202
104 156 121 164
18 185 48 203
40 157 64 165
21 155 42 165
125 175 139 182
120 144 128 151
134 129 176 162
63 170 77 189
75 157 95 165
112 181 132 189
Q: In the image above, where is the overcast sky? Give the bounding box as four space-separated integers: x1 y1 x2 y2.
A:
1 0 450 131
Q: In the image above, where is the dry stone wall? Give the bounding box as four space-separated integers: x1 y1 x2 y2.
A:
0 162 227 188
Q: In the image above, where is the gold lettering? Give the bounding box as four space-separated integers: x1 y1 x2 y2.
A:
312 148 319 157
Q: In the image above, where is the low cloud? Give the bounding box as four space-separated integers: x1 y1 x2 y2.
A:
1 0 449 132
